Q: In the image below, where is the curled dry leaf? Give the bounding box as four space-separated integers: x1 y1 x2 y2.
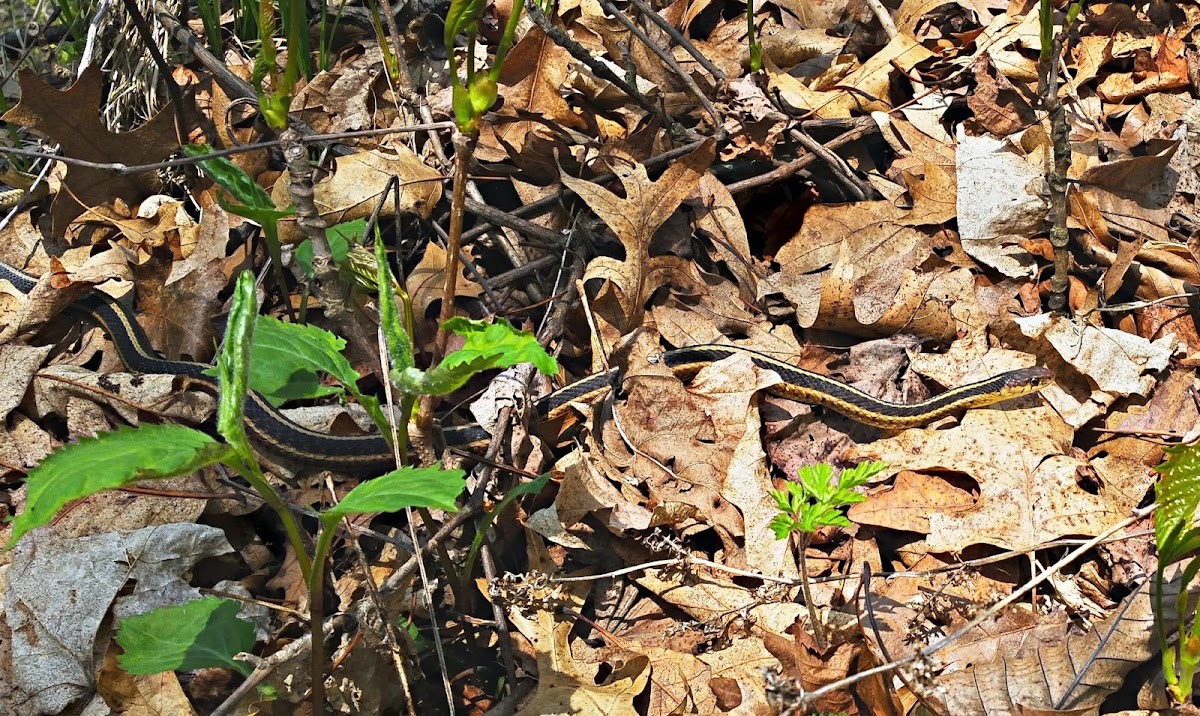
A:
270 148 443 244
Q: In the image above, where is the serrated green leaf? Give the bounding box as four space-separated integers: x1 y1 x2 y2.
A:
798 503 850 532
8 425 229 547
441 317 558 377
117 597 256 675
323 464 465 519
1156 444 1200 564
248 315 355 405
216 272 256 459
769 514 796 540
796 463 833 496
840 460 886 488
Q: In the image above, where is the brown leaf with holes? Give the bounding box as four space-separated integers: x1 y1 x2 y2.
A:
851 407 1126 553
1 65 184 238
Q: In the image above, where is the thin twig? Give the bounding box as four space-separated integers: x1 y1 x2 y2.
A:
726 118 876 194
596 0 724 137
863 0 898 40
0 123 454 172
623 0 725 81
788 126 873 200
524 0 688 140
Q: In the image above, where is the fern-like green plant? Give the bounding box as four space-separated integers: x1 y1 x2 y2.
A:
770 461 885 649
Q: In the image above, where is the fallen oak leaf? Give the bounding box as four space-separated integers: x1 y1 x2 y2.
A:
566 138 715 331
1 65 184 238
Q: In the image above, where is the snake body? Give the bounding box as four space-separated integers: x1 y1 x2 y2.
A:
0 261 1052 471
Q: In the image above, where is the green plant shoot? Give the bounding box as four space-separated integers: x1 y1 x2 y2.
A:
1154 443 1200 703
769 461 883 538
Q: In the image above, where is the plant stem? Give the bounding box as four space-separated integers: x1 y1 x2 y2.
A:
796 532 827 650
1038 2 1073 313
309 518 339 711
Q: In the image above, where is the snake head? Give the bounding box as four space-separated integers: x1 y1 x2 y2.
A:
1000 366 1054 396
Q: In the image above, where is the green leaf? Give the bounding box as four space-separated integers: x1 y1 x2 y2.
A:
1156 444 1200 564
796 463 835 502
798 503 851 532
7 425 229 547
215 194 294 227
217 271 257 461
442 317 558 377
327 219 362 263
184 144 276 211
323 464 465 520
445 0 485 51
248 315 356 406
769 514 798 540
117 597 256 675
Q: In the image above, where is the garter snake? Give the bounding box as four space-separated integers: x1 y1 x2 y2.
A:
0 261 1053 472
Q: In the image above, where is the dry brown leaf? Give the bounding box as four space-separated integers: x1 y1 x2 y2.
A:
504 535 651 715
291 45 388 135
650 281 805 356
767 33 933 118
404 241 483 345
132 256 226 363
898 158 957 227
0 66 183 238
0 413 52 480
270 148 442 244
768 201 976 339
715 76 790 161
849 470 975 534
568 139 715 332
967 53 1038 137
476 27 587 163
96 649 198 716
624 567 810 709
872 585 1162 715
852 407 1126 553
1013 313 1175 427
764 616 903 716
5 524 233 714
1097 34 1190 101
